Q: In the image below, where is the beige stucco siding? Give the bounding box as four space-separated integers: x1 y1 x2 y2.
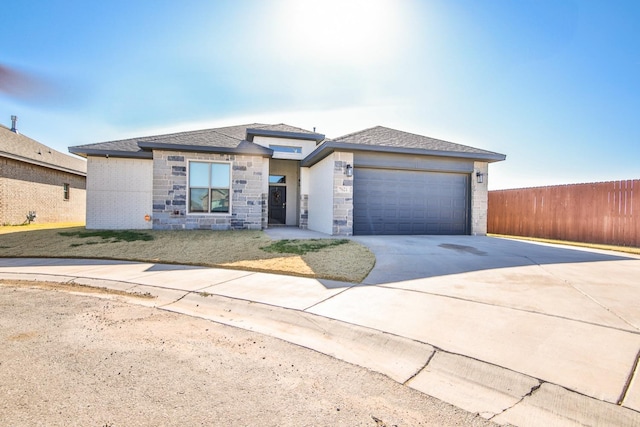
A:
307 154 335 234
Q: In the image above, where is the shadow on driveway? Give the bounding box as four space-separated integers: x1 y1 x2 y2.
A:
351 235 636 285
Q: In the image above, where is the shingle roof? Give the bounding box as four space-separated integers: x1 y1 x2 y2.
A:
69 123 322 158
0 124 86 175
333 125 501 156
302 125 506 167
69 122 505 165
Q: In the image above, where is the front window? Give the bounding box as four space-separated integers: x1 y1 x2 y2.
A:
269 145 302 154
189 162 230 213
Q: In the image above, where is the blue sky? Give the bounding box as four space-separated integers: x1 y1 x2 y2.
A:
1 0 638 190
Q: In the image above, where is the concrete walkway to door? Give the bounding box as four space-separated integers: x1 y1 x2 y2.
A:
1 233 639 426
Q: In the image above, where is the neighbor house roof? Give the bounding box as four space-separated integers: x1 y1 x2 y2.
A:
0 124 86 176
69 123 325 158
302 126 506 166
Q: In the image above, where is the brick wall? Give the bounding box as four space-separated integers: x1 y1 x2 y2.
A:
152 151 267 230
0 156 86 225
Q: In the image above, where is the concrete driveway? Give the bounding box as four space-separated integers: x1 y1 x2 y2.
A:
1 233 639 425
335 235 640 423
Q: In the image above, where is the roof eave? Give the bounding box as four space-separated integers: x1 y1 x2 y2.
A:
246 128 325 143
138 141 273 156
69 148 153 159
301 141 506 167
1 150 87 176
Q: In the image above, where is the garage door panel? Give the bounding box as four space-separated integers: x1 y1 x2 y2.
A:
354 168 469 235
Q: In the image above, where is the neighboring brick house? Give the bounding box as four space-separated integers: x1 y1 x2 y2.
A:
69 123 505 235
0 118 86 225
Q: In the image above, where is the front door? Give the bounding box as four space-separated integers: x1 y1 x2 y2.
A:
268 186 287 225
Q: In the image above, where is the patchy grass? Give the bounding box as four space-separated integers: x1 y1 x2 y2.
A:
261 239 350 255
0 227 375 282
59 230 154 243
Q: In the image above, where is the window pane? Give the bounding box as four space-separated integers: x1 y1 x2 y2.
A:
190 188 209 212
211 163 230 188
189 162 209 187
269 175 286 184
210 189 229 212
270 145 302 154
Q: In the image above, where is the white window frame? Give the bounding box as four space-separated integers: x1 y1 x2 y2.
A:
187 160 232 215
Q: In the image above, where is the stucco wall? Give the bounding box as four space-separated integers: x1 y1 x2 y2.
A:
0 156 86 225
307 154 335 234
252 136 318 159
86 157 152 229
306 151 354 235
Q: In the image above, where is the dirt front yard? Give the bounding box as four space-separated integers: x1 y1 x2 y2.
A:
0 283 495 427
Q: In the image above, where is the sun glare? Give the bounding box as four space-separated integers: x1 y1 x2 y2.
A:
274 0 406 65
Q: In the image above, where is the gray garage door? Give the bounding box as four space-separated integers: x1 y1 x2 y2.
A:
353 168 470 235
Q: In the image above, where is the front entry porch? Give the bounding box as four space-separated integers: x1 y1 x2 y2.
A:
267 159 300 227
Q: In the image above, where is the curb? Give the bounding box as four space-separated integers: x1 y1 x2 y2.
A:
2 272 640 426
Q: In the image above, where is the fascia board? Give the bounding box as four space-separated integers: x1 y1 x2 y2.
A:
302 141 506 167
137 141 273 156
69 148 153 159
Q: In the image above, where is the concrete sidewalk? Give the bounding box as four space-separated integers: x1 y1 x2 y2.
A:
1 246 639 426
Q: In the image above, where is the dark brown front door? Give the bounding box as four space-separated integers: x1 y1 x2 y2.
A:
268 186 287 225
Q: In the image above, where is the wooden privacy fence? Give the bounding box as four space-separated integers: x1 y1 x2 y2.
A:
488 180 639 248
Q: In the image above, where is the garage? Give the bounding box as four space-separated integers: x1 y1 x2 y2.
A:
352 151 472 236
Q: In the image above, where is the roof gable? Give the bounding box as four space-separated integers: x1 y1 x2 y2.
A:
334 125 500 156
302 126 506 166
69 123 321 158
0 124 86 175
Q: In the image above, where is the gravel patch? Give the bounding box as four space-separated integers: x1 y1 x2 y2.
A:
0 284 496 426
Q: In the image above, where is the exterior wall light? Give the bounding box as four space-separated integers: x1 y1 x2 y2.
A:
476 171 484 184
345 164 353 177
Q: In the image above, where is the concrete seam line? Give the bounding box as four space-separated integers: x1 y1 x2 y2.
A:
301 284 357 312
402 348 437 386
191 272 257 291
489 381 543 421
155 289 198 307
376 282 640 336
618 348 640 406
534 262 640 331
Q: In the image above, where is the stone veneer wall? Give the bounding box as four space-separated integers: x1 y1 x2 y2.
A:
331 151 354 236
299 194 308 229
152 150 267 230
471 161 489 235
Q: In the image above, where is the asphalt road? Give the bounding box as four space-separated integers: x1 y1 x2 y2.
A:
0 283 496 427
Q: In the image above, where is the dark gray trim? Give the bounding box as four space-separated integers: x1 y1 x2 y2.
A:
246 128 325 143
137 141 273 156
301 141 506 167
69 148 153 159
0 150 87 176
